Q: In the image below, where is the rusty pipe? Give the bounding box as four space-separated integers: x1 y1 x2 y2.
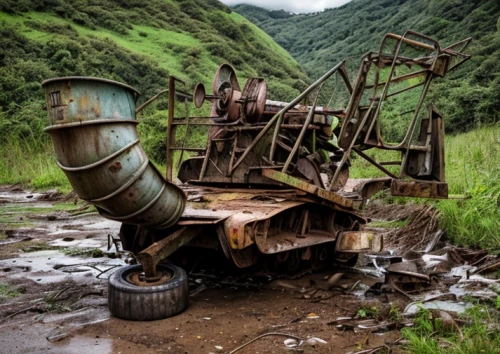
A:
42 77 186 229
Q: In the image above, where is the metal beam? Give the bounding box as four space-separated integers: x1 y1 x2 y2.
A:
262 169 353 208
137 226 201 279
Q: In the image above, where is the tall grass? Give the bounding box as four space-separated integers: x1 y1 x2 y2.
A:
438 124 500 250
402 305 500 354
350 123 500 251
0 104 209 192
349 149 402 179
0 138 70 191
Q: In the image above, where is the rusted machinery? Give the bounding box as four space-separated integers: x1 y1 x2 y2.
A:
43 31 471 320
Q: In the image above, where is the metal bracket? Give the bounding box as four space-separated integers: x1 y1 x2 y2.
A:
137 226 201 280
391 179 448 199
262 169 353 209
336 231 383 253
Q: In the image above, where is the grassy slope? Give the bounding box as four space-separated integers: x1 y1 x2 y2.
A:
437 125 500 250
229 12 296 65
234 0 500 76
0 0 309 187
349 124 500 250
0 5 307 96
0 11 221 88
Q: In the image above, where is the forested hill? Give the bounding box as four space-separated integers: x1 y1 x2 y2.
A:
234 0 500 133
234 0 500 75
0 0 308 142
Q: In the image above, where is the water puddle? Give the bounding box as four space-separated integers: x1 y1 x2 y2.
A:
0 191 50 203
0 250 124 284
0 322 112 354
42 307 110 327
49 238 104 248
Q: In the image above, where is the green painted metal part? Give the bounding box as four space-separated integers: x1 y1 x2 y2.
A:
43 76 139 124
42 77 186 229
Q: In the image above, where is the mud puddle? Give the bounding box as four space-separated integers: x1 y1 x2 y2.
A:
0 187 124 353
1 250 124 284
1 187 499 354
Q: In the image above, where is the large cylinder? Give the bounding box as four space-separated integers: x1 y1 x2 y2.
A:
42 77 185 229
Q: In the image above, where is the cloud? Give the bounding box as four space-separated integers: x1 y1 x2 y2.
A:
220 0 353 13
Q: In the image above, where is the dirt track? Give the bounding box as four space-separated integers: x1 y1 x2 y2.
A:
0 186 497 353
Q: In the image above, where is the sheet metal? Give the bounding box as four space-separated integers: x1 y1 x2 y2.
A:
43 77 185 229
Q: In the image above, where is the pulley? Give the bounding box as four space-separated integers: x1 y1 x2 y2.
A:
192 63 267 122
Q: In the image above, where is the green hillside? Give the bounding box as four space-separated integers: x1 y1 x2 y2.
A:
234 0 500 133
0 0 308 138
0 0 309 186
0 0 308 97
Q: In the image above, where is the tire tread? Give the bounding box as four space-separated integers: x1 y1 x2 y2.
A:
108 264 188 321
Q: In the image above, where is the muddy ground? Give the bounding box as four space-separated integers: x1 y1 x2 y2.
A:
0 186 497 354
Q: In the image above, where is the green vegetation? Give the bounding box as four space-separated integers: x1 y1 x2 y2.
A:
369 219 409 229
402 306 500 354
0 284 20 300
356 305 380 319
388 303 402 323
44 291 71 312
61 247 104 258
0 201 92 232
21 241 56 252
0 0 308 188
234 0 500 135
1 202 81 214
0 210 35 229
352 123 500 250
21 241 104 258
349 150 401 180
437 125 500 251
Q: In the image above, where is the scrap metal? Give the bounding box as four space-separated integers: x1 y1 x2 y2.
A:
44 31 472 279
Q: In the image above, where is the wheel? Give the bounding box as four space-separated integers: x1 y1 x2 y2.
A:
108 264 188 321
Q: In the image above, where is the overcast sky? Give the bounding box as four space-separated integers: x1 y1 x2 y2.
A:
220 0 353 13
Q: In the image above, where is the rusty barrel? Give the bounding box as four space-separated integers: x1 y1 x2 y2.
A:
42 77 185 229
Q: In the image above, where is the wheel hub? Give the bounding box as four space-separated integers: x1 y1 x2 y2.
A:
126 269 172 287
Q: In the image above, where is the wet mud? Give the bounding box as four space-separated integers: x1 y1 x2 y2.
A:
0 186 498 354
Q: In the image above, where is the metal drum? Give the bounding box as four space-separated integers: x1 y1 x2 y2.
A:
43 77 185 229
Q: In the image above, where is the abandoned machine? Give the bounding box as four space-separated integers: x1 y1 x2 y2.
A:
42 31 471 320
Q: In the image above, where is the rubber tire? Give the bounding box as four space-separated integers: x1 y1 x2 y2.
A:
108 264 188 321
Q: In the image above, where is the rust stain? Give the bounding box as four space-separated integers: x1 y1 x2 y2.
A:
230 227 239 248
108 161 122 173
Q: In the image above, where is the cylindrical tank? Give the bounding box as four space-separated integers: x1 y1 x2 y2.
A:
42 77 185 229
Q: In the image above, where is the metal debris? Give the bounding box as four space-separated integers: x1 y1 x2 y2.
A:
329 317 412 333
43 31 472 282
